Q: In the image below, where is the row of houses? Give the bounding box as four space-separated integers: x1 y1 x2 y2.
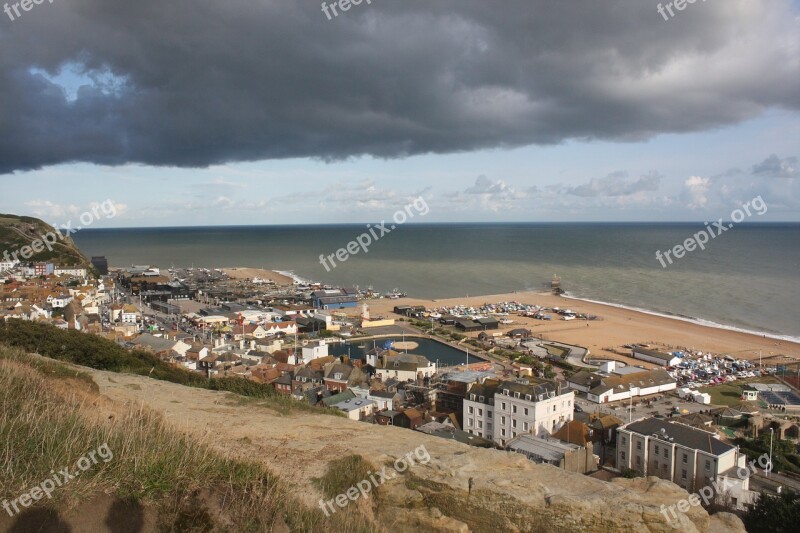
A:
567 361 677 403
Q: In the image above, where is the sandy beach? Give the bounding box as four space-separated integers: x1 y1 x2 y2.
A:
361 291 800 366
222 267 295 286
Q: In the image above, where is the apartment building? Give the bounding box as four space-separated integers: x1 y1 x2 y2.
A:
463 378 575 446
617 418 752 499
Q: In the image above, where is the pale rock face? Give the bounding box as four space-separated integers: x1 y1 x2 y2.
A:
87 367 747 533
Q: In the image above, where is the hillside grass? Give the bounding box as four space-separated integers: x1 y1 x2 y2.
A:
0 320 342 417
0 346 374 532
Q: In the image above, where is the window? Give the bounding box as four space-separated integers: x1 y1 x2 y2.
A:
501 416 506 424
470 394 476 401
523 422 529 431
512 432 517 438
478 420 483 429
468 406 474 414
512 419 517 428
654 461 659 470
479 395 484 402
487 423 492 431
682 454 688 464
501 402 507 410
552 420 556 429
663 449 668 459
621 437 626 445
501 429 506 437
467 418 473 427
636 442 641 451
526 394 532 401
682 469 687 480
553 405 557 412
524 408 529 416
655 445 659 454
620 451 626 461
478 408 483 416
488 411 492 419
636 456 641 466
705 460 711 471
514 392 520 398
662 464 667 473
513 405 517 414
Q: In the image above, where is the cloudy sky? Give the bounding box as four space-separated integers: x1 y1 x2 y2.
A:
0 0 798 226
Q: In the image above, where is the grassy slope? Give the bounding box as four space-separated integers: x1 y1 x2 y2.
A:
0 346 375 532
0 213 88 266
0 320 344 417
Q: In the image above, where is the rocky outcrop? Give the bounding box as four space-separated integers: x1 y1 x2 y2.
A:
84 368 746 532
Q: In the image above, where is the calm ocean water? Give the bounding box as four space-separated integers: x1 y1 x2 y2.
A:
74 223 800 340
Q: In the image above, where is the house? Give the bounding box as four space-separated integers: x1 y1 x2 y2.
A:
54 267 88 278
464 378 575 446
332 398 375 421
263 321 297 337
393 305 426 317
475 317 499 330
311 288 358 310
455 319 481 332
292 367 324 393
49 294 74 308
198 352 241 376
508 434 598 474
366 350 437 382
121 304 141 324
397 408 426 430
33 262 54 277
301 340 329 363
617 417 757 509
567 364 676 403
552 419 592 447
321 389 356 408
375 410 404 426
130 333 191 358
631 346 681 367
186 346 209 362
323 362 364 393
367 390 401 411
507 328 533 339
273 373 293 395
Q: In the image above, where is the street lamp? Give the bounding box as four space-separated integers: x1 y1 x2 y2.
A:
768 428 774 478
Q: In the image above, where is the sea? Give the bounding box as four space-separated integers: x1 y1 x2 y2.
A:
73 223 800 341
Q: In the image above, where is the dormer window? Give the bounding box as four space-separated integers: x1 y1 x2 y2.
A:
526 394 532 401
479 395 484 402
514 392 520 398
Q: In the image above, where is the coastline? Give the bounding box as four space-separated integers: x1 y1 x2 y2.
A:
559 293 800 345
362 290 800 363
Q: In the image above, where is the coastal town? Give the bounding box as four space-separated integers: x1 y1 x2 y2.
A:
2 256 800 518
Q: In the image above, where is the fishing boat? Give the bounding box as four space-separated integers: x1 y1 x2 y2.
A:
386 288 407 299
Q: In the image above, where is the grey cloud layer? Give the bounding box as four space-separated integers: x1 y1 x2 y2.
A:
1 0 798 173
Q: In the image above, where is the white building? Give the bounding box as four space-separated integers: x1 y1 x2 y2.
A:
366 350 437 382
333 398 376 421
49 294 74 309
631 347 681 367
567 364 677 404
617 418 757 510
463 378 575 446
301 339 329 364
55 267 88 278
0 260 19 271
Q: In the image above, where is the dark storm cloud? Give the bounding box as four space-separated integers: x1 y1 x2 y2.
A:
0 0 798 173
752 155 798 178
